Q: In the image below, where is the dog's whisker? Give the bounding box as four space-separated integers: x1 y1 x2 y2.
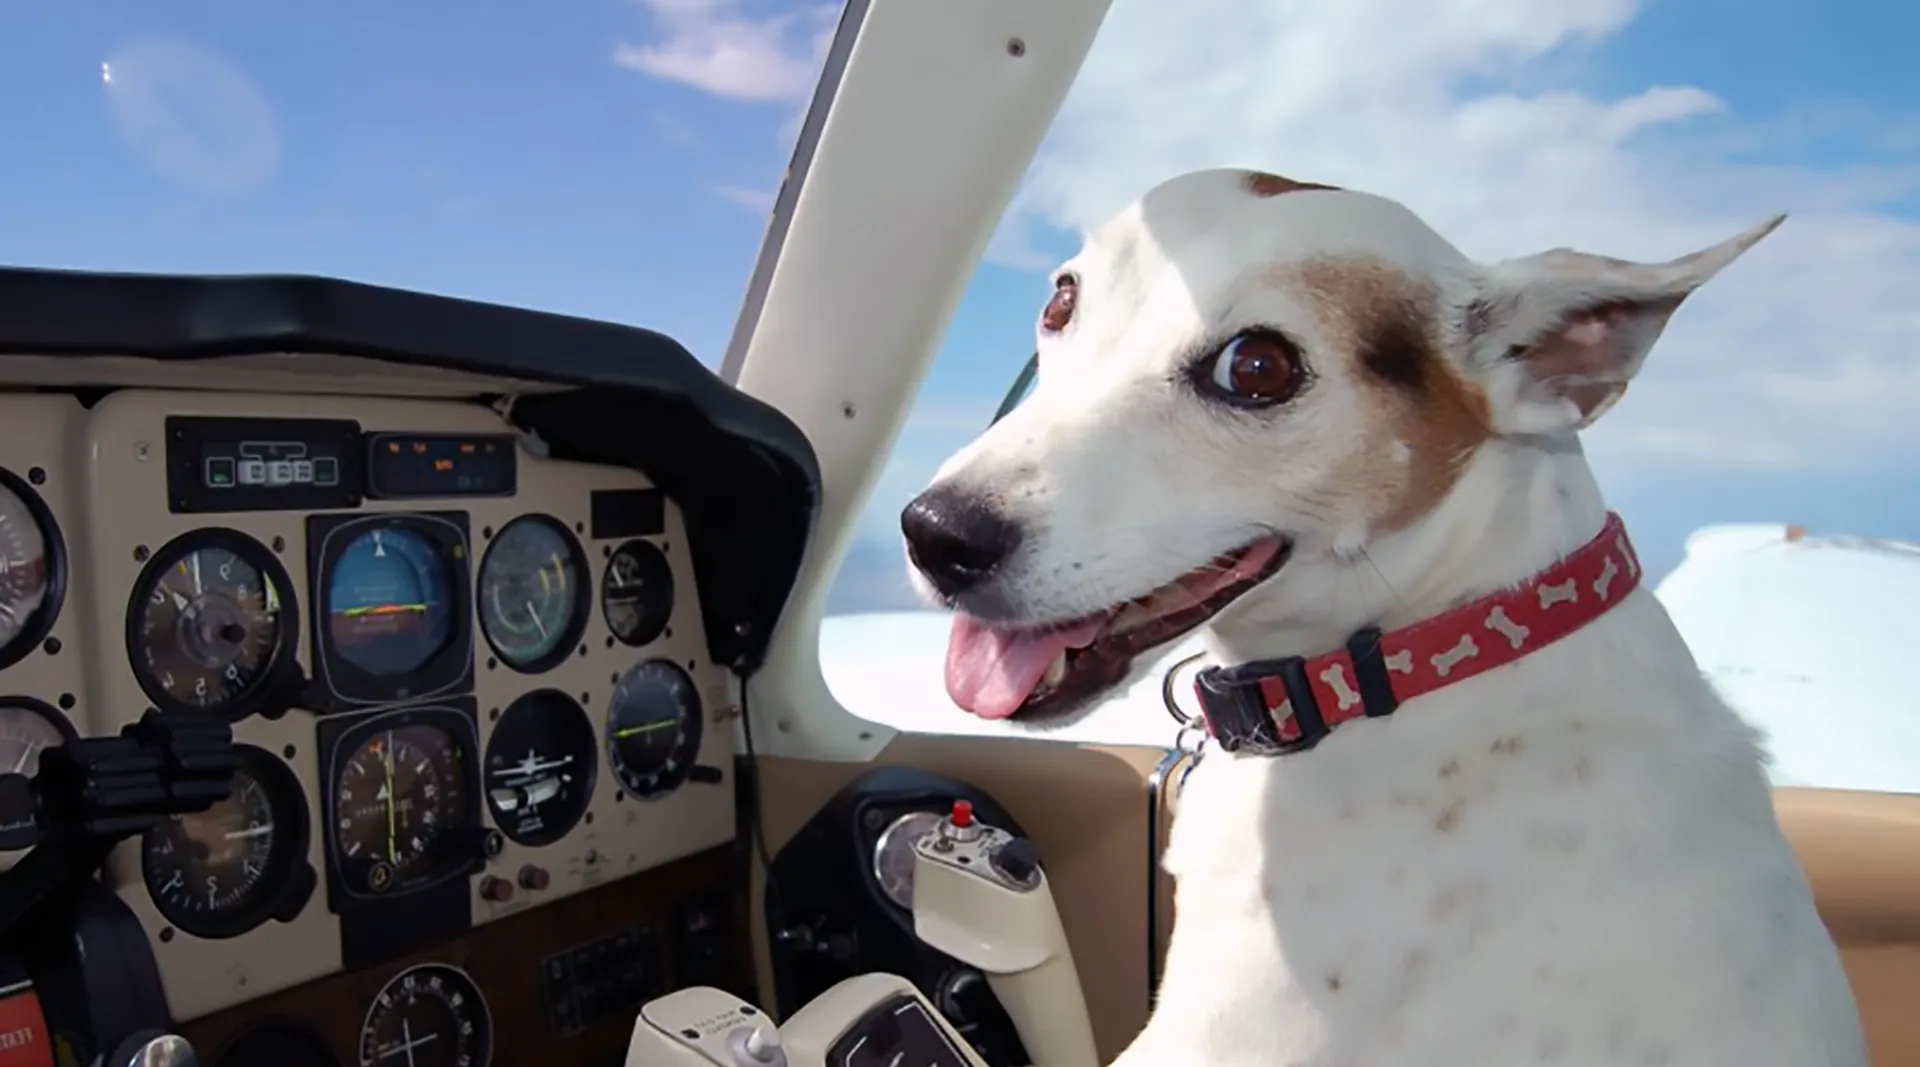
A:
1358 546 1407 612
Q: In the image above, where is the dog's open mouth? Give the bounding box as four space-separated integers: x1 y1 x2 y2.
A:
944 535 1291 721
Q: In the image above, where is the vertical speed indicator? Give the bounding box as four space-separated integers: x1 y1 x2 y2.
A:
604 660 702 800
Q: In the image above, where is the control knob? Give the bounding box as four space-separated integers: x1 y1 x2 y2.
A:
991 837 1041 887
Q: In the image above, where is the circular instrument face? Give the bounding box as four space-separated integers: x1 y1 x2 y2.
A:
477 516 586 671
326 526 455 679
0 476 55 664
142 745 302 938
600 540 673 648
872 810 945 911
332 722 469 895
358 964 491 1067
129 532 294 718
483 690 596 846
0 698 73 852
605 660 702 800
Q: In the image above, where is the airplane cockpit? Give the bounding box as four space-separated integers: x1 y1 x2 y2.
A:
0 264 814 1066
2 2 1916 1067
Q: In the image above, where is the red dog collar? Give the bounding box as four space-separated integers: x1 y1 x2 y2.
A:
1194 512 1643 754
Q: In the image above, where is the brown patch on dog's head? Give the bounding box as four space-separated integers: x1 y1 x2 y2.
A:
1243 170 1340 198
1284 257 1493 534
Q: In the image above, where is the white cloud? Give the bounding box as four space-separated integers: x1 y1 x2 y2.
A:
992 0 1920 473
615 0 836 103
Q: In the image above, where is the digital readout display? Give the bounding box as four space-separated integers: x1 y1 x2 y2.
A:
203 440 341 490
166 416 363 514
364 433 518 499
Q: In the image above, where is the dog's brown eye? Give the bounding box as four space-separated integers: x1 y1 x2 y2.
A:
1040 276 1077 332
1202 332 1302 405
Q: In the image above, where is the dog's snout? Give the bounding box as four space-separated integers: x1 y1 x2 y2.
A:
901 486 1022 598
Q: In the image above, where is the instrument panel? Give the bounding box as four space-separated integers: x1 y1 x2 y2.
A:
0 388 741 1039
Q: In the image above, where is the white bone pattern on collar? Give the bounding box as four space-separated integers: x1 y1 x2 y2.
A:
1194 512 1642 755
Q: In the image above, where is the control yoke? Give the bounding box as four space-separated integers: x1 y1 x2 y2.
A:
627 800 1098 1067
0 708 239 945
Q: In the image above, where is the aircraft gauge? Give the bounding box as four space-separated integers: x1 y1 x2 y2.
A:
605 660 702 800
0 468 63 671
126 529 298 720
358 963 492 1067
142 744 312 939
0 697 74 852
483 689 596 846
600 540 673 648
477 515 587 673
329 716 474 898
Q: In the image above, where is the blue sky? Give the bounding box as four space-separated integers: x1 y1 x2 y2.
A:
3 0 1916 616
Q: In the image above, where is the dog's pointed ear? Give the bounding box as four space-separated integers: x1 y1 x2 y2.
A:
1463 215 1784 435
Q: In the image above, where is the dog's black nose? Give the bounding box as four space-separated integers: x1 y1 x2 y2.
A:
901 486 1021 598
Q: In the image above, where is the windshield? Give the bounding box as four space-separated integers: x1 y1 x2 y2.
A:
9 4 1916 784
817 0 1920 779
1 3 830 366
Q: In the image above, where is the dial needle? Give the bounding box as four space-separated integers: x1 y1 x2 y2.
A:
383 732 397 864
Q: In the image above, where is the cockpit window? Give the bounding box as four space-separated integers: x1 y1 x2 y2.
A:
2 4 829 369
814 0 1920 770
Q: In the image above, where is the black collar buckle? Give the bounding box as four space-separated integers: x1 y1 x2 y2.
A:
1192 627 1399 756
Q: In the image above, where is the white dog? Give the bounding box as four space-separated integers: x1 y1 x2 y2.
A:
901 168 1865 1065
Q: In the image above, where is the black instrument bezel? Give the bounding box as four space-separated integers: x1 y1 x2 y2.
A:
477 514 591 675
483 688 599 848
306 511 474 711
124 527 302 722
357 963 494 1067
600 538 676 649
605 658 704 801
318 702 484 908
0 466 67 673
140 742 316 940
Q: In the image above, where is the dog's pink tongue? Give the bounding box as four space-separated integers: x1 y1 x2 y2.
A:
945 614 1102 720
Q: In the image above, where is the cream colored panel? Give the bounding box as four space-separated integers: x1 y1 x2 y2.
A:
1774 788 1920 1066
0 395 92 871
0 387 741 1024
